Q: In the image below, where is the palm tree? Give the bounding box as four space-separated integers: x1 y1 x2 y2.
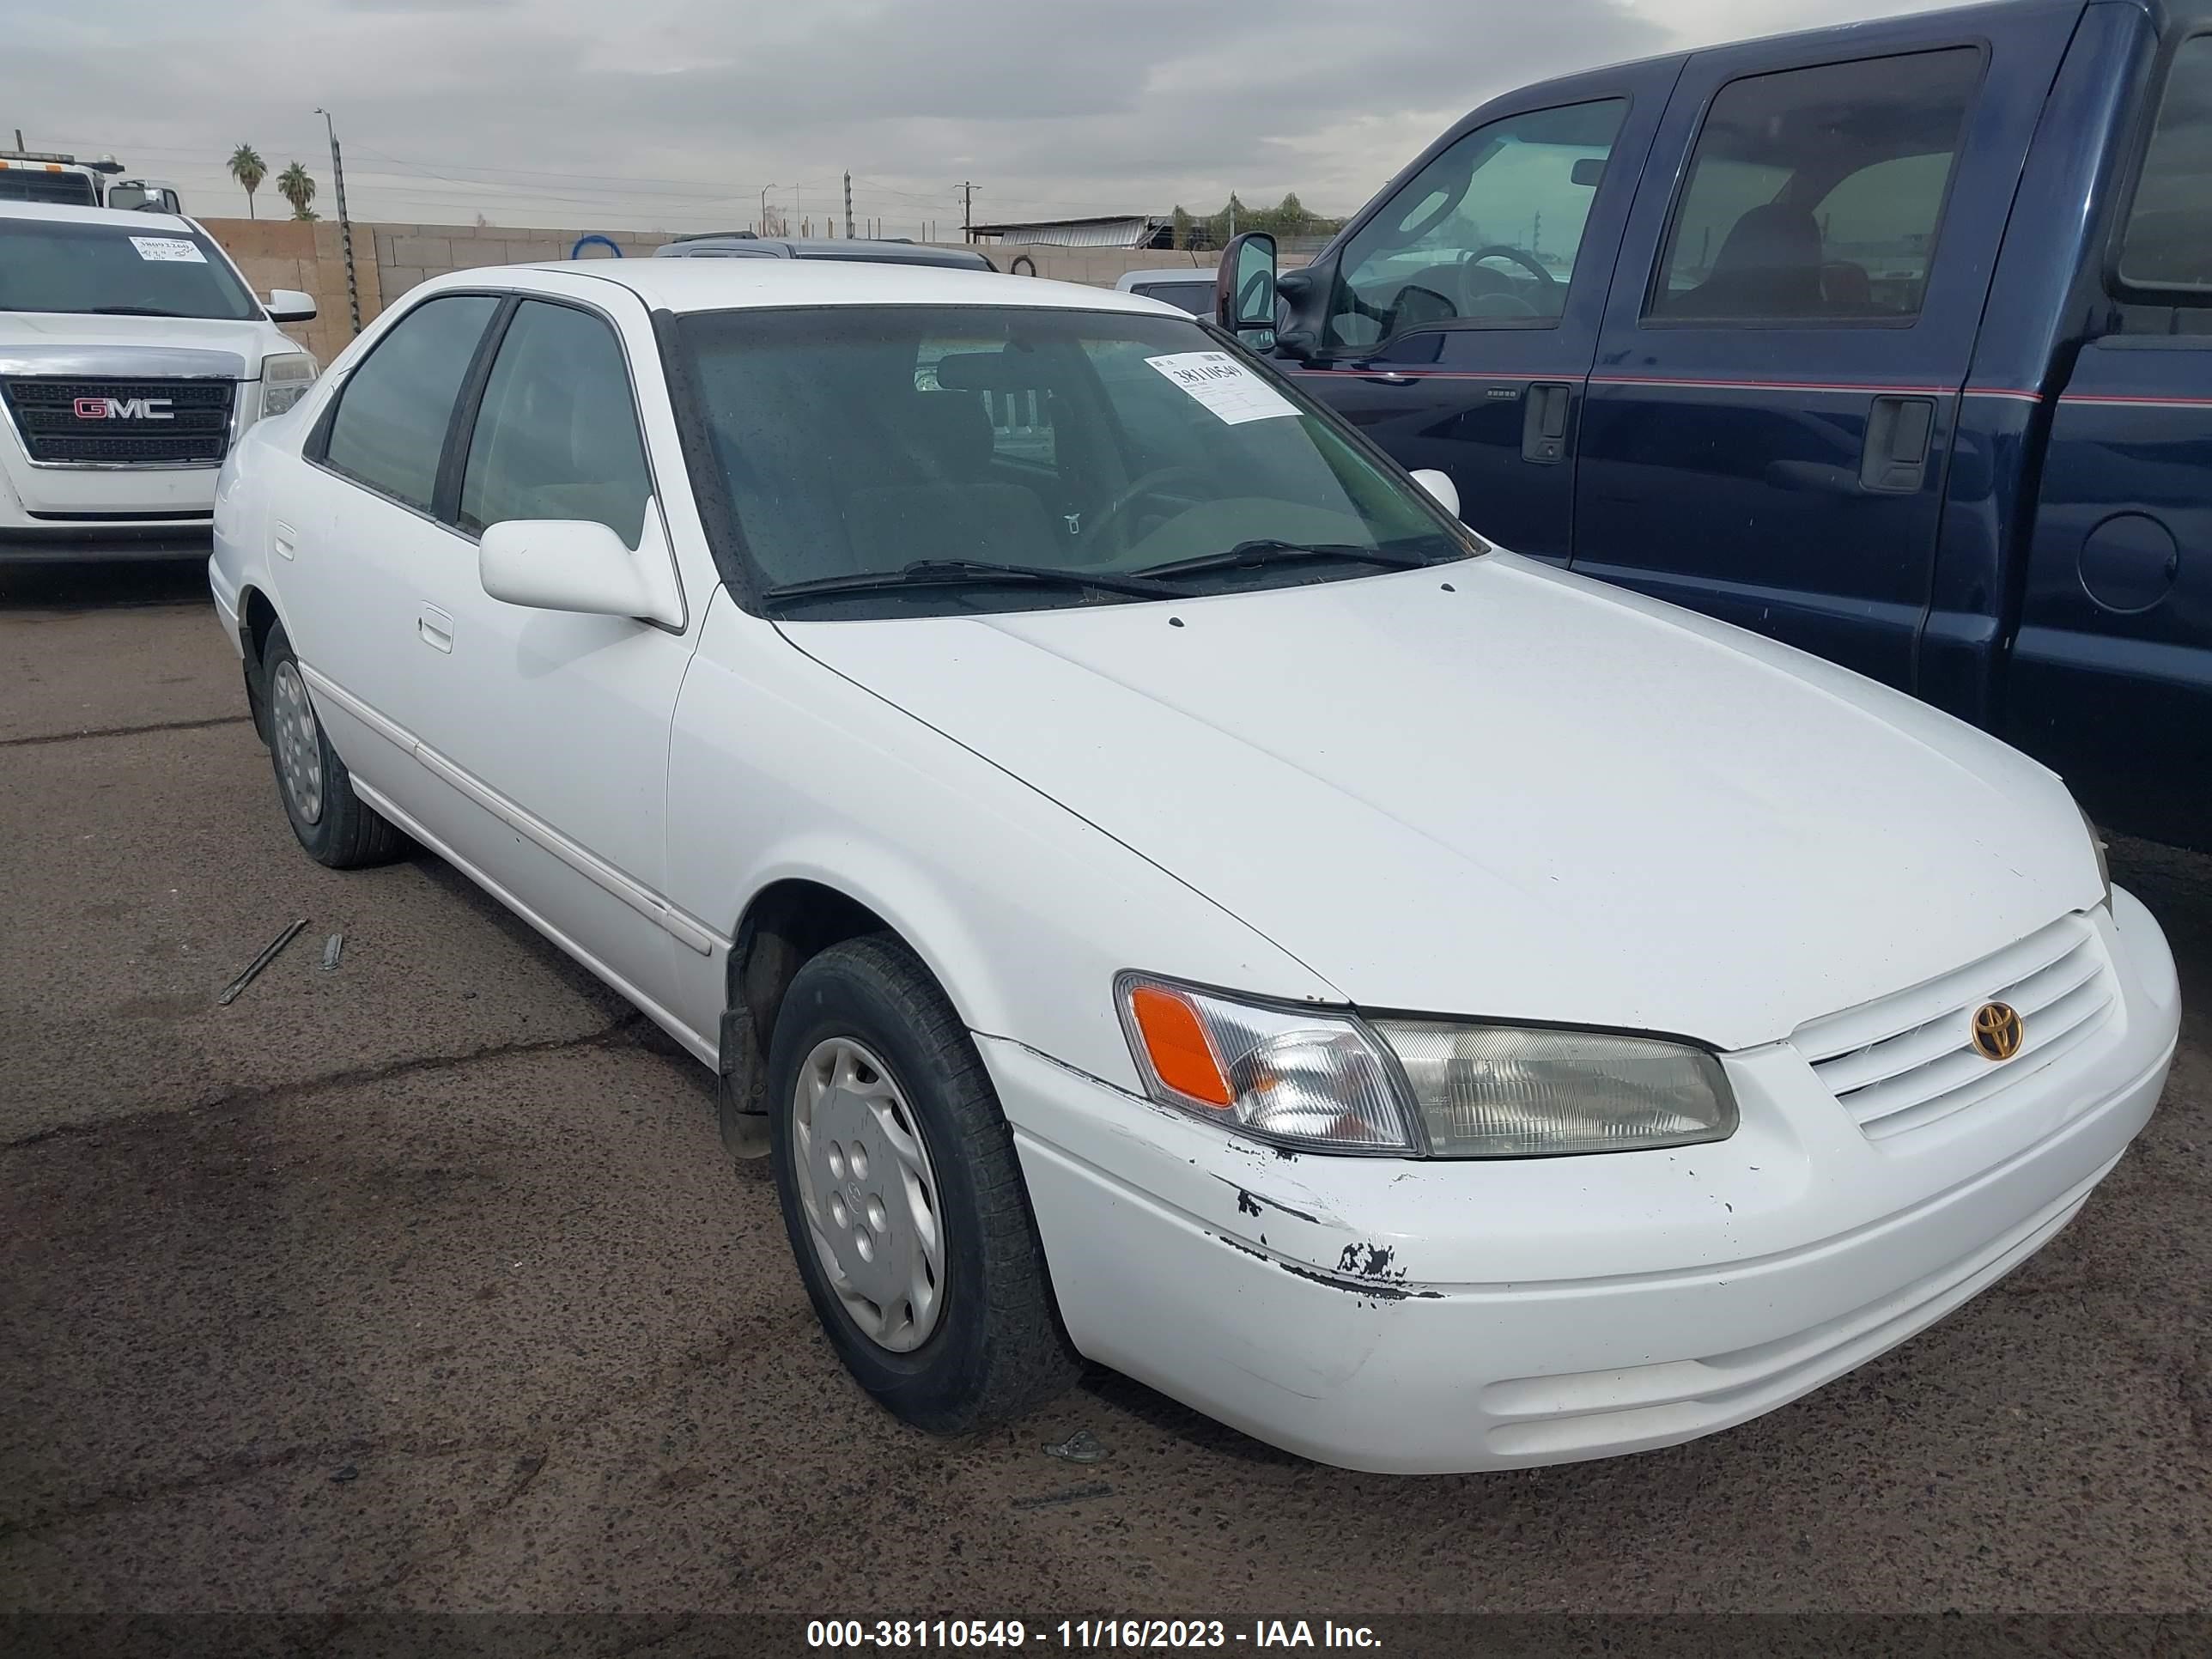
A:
276 161 317 222
227 143 266 219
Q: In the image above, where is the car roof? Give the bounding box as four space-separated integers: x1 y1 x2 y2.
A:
0 198 198 234
422 257 1193 318
1116 268 1217 289
660 235 994 269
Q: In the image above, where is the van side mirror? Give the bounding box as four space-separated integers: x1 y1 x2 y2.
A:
1215 231 1278 349
478 514 683 628
1571 157 1607 187
266 289 317 323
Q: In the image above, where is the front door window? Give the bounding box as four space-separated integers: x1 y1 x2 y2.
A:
1327 100 1626 349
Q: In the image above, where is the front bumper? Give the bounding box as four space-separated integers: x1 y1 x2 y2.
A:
0 447 217 562
990 888 2179 1474
0 522 213 562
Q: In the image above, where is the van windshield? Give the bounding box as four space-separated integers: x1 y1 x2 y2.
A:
0 220 261 320
672 305 1478 617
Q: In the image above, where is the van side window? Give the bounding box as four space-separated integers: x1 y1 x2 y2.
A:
321 294 500 511
1650 48 1980 323
1327 100 1626 349
2120 35 2212 293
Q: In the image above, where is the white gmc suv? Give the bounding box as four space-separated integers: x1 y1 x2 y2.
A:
1 199 319 562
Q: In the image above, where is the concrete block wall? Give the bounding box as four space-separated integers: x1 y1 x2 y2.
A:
199 218 384 365
197 221 1297 362
370 222 672 304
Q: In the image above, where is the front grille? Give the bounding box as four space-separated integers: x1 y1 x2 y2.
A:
1 376 234 465
1791 914 2117 1140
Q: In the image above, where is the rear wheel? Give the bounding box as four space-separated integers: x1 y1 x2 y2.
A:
260 624 409 869
767 933 1079 1434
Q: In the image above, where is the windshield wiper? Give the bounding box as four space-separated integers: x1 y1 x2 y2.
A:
765 558 1182 604
1139 539 1440 580
87 305 189 318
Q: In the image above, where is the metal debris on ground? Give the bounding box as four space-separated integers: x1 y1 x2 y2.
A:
1011 1481 1113 1510
331 1465 359 1484
321 932 344 972
216 918 309 1006
1043 1430 1108 1465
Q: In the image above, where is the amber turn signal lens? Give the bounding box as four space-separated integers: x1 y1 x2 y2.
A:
1127 984 1233 1107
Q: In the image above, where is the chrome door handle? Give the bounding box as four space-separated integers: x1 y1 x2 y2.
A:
417 605 453 653
1360 372 1416 386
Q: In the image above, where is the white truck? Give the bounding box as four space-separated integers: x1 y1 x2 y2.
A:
0 149 181 214
1 199 319 562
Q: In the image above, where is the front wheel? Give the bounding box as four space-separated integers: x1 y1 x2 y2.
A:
260 624 409 869
766 933 1079 1434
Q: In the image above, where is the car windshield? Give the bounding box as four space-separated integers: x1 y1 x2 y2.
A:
0 219 262 320
672 304 1480 617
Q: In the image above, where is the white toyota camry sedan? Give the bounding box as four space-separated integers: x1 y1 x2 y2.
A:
210 259 2180 1474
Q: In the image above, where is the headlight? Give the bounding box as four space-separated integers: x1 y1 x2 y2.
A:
2077 802 2112 908
1370 1020 1735 1158
1116 975 1736 1158
258 352 318 418
1118 976 1414 1152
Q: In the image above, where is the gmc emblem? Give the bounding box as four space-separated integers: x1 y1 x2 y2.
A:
74 396 173 421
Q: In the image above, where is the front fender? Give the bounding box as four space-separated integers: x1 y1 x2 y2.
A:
664 589 1338 1095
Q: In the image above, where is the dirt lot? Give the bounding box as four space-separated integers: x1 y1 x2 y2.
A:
3 562 2209 1646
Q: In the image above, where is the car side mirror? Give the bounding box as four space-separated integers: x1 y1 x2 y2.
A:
478 514 684 628
1409 469 1460 520
266 289 317 323
1215 231 1278 349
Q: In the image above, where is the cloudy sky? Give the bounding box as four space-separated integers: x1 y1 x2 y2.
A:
10 0 1948 236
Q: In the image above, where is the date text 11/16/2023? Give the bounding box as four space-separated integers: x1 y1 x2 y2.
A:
805 1619 1382 1649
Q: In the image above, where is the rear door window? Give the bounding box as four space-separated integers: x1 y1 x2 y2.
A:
320 294 499 511
2119 35 2212 292
1650 47 1982 322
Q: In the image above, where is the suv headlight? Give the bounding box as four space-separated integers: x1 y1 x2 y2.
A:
1117 975 1736 1158
258 351 318 418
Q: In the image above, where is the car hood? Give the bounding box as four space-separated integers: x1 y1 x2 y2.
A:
0 309 270 377
778 554 2100 1051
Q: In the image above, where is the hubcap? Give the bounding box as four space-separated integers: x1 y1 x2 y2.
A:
793 1036 945 1352
270 659 325 826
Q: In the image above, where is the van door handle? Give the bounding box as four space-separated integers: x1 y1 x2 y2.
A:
1860 396 1936 494
417 605 453 653
1521 382 1573 464
1359 371 1416 386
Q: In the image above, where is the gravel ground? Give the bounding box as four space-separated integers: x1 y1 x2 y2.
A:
3 561 2207 1654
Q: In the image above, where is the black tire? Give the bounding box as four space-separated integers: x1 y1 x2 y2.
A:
259 623 409 870
767 933 1079 1434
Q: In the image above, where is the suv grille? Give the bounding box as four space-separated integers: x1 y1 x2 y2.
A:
1791 914 2116 1140
1 376 234 466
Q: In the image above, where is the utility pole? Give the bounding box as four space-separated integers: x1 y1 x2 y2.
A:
759 183 777 237
313 107 361 337
843 171 854 240
958 180 977 243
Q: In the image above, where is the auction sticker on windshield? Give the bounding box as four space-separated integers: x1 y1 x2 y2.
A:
1146 351 1297 425
128 237 207 264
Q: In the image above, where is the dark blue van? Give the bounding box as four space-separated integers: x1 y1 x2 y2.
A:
1218 0 2211 848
